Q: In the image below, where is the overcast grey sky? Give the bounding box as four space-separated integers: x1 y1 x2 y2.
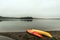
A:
0 0 60 18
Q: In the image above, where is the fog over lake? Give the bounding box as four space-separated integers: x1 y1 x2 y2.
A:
0 0 60 32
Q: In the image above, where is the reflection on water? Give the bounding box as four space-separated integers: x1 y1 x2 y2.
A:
0 20 60 32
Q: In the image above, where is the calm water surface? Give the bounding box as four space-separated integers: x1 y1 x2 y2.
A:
0 19 60 32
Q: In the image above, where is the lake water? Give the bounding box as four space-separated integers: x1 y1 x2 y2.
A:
0 19 60 32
